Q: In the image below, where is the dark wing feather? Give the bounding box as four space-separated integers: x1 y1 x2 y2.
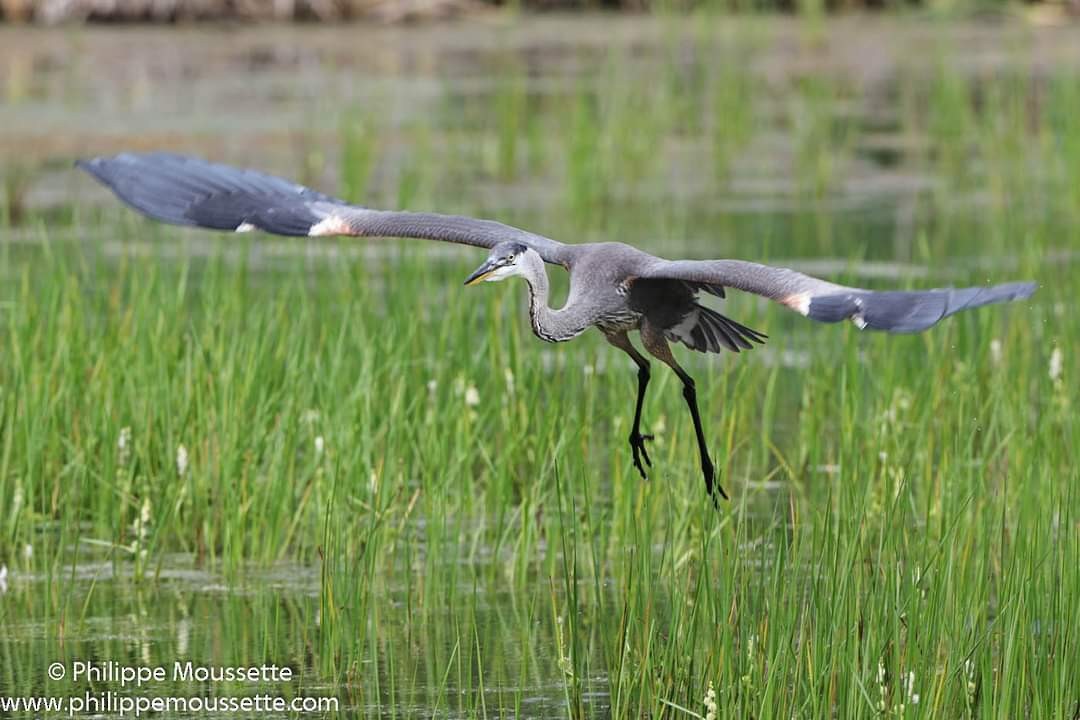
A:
639 258 1036 333
683 281 725 298
77 152 575 265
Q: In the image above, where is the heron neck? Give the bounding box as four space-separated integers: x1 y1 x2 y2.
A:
522 254 586 343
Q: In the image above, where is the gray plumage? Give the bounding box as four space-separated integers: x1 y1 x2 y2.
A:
78 152 1038 503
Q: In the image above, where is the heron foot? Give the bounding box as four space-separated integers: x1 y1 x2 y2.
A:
702 460 729 508
628 432 653 480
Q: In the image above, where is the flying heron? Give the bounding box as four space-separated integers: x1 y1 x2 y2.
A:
78 153 1036 502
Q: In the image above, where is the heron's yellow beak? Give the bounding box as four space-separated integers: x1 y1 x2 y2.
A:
463 258 499 286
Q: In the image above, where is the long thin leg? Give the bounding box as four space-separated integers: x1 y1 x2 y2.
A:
639 322 728 505
604 331 653 480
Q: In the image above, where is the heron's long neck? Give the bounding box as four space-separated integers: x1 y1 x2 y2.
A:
521 254 587 343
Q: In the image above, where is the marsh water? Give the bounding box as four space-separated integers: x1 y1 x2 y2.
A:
3 555 584 715
2 15 1077 718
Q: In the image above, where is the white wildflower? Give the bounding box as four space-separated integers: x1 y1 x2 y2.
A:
583 363 595 376
1049 347 1063 383
176 616 191 657
903 670 920 706
117 426 132 465
464 385 480 407
876 661 887 712
504 368 515 394
703 681 717 720
965 659 977 699
22 544 32 561
989 339 1002 367
314 436 325 455
176 444 189 477
130 498 152 561
426 379 438 395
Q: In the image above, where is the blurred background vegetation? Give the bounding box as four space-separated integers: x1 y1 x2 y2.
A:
3 0 1080 24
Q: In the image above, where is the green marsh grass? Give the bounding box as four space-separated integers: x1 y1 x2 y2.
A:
2 20 1078 718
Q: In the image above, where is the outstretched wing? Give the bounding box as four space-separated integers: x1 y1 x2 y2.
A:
638 258 1036 333
77 152 575 265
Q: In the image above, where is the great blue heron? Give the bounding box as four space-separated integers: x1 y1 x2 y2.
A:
78 153 1036 502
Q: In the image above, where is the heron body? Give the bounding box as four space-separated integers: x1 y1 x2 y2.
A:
79 152 1037 503
466 241 770 496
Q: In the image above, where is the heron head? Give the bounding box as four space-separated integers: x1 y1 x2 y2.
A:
463 241 531 286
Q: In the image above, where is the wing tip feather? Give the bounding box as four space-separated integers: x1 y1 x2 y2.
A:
807 280 1037 333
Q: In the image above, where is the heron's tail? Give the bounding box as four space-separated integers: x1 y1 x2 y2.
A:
667 305 767 354
807 282 1037 333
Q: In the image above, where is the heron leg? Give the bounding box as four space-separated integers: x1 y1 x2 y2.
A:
639 323 728 505
605 331 653 480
